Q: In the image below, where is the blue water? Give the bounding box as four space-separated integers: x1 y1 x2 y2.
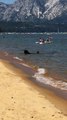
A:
0 33 67 83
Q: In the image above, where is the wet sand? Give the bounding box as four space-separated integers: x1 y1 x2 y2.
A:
0 59 67 120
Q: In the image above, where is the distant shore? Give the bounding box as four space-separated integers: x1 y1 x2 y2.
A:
0 22 67 32
0 55 67 119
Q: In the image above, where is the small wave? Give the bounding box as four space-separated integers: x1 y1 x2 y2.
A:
4 52 9 56
20 63 31 68
37 68 46 74
13 57 23 61
13 56 31 68
33 68 67 91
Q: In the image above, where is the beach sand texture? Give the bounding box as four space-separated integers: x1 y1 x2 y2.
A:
0 61 67 120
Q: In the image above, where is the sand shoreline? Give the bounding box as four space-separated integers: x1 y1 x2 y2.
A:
0 60 67 120
0 51 67 100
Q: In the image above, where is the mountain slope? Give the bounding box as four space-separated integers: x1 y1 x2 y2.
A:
0 2 8 20
0 0 67 23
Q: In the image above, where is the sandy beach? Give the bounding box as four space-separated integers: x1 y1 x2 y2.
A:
0 60 67 120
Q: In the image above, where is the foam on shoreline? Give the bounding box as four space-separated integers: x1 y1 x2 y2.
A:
33 68 67 91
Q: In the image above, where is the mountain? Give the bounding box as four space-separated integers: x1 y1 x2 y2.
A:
0 0 67 23
0 2 8 21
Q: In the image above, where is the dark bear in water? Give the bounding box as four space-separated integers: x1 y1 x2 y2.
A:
24 50 40 55
36 51 39 54
24 50 31 55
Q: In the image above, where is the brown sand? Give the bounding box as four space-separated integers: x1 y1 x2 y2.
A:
0 60 67 120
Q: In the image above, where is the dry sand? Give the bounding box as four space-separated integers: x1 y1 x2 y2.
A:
0 60 67 120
